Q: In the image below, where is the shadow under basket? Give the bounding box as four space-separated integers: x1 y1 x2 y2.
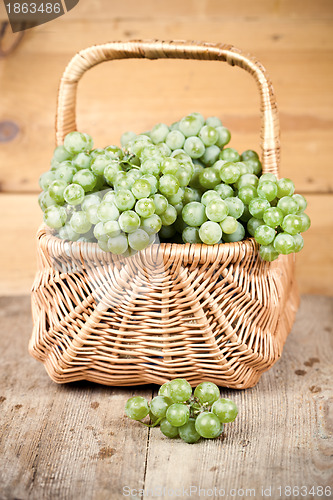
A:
29 226 299 389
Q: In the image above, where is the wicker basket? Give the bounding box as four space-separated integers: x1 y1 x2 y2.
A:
29 40 300 389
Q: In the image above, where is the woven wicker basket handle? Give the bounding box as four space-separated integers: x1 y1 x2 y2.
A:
56 40 280 175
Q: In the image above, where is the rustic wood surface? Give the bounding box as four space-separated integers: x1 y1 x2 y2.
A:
0 1 332 294
0 294 332 500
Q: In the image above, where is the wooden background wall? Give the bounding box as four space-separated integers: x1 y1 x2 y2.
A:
0 0 332 295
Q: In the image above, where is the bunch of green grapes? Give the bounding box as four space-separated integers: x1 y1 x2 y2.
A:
38 113 311 260
125 378 238 444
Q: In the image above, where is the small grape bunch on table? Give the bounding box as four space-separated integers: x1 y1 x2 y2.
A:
125 378 238 444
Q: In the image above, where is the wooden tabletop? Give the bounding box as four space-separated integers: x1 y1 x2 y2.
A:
0 294 332 500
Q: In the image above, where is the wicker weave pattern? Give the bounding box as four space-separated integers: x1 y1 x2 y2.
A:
29 40 299 388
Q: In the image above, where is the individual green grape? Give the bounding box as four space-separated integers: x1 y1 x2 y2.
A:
237 162 253 176
70 211 92 234
241 150 259 162
63 183 85 206
214 183 234 200
200 145 220 167
93 221 108 242
298 212 311 232
114 190 136 212
64 131 92 155
104 220 121 238
156 142 171 157
175 164 194 187
257 180 278 202
206 116 222 127
125 396 149 420
224 197 244 219
128 229 150 251
205 199 229 222
293 233 304 252
127 135 152 157
201 190 220 206
140 144 163 162
199 221 222 245
223 222 245 242
160 205 177 226
150 396 173 418
254 225 276 245
195 412 222 439
199 125 218 146
141 214 162 235
281 214 303 235
183 187 201 205
102 190 116 204
160 418 179 438
97 239 110 252
141 174 158 195
277 196 299 216
277 178 295 198
104 161 123 185
120 131 136 148
43 205 67 229
220 216 238 234
219 148 240 163
194 382 220 405
91 155 112 176
199 168 221 190
215 126 231 148
262 207 284 228
258 173 277 184
169 378 192 403
90 148 106 159
182 226 201 244
211 398 238 423
81 193 101 212
114 172 135 191
158 382 172 398
273 232 296 254
211 160 227 175
165 130 186 150
127 169 142 183
48 181 68 206
152 194 168 215
58 223 80 241
53 145 73 162
150 123 169 144
182 202 207 227
184 137 205 159
160 157 179 175
158 175 180 197
135 198 155 218
119 210 141 233
238 186 257 207
249 198 270 219
108 233 128 254
72 169 97 192
178 114 202 137
259 243 279 262
72 152 92 170
237 173 259 190
39 171 56 191
141 159 160 176
292 194 307 213
179 418 201 444
247 217 265 237
220 163 241 184
166 403 190 427
97 201 120 222
104 145 124 161
54 163 76 184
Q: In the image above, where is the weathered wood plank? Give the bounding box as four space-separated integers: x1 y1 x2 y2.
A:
0 193 331 296
0 295 332 499
0 21 332 193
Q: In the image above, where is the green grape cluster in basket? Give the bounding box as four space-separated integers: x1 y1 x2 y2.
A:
125 379 238 444
38 112 311 261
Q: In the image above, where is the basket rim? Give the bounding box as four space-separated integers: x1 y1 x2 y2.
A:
37 223 261 265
